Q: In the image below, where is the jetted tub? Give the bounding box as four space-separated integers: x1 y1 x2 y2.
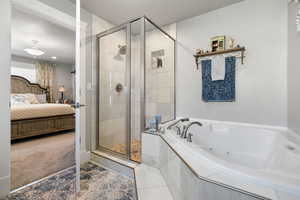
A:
164 119 300 196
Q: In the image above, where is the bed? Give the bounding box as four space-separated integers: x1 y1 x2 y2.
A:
11 75 75 140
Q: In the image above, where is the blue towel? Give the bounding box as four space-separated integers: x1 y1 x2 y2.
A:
201 56 236 102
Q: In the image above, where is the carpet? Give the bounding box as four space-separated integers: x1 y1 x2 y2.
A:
11 132 75 190
78 162 136 200
6 162 137 200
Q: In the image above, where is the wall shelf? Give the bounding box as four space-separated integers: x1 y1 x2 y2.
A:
194 47 246 69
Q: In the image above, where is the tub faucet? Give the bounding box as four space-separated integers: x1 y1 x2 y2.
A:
180 125 188 138
166 118 190 130
187 133 193 143
183 121 203 139
173 126 181 135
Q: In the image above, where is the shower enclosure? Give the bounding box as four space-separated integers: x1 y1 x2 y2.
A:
96 17 175 162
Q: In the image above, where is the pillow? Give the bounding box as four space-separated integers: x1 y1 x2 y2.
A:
35 94 47 104
23 93 39 104
11 94 28 105
11 93 39 104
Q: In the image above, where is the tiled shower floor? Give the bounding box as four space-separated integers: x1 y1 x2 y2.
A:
6 162 137 200
111 139 141 162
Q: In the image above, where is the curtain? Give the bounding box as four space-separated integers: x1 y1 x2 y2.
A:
35 62 55 102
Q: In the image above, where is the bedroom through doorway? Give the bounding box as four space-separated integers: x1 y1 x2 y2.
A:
10 0 78 191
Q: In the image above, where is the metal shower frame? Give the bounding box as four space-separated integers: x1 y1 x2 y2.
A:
95 16 176 162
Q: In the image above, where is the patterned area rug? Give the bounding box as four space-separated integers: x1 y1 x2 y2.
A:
6 162 137 200
7 167 76 200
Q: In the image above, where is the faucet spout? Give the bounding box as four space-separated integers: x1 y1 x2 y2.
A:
184 121 203 139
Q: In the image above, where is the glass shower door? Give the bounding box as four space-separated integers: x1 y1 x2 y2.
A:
98 26 130 158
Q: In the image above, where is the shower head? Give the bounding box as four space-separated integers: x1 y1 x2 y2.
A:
113 45 127 61
118 45 126 55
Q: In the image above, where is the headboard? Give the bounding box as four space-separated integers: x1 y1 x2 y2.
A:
11 75 50 102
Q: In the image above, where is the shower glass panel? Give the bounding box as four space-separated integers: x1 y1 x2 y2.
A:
98 26 130 157
145 19 176 129
130 19 142 162
96 17 175 162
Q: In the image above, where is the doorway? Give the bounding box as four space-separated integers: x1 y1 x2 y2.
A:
9 0 83 195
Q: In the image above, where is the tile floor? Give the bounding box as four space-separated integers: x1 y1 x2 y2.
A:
5 162 137 200
91 151 174 200
135 164 173 200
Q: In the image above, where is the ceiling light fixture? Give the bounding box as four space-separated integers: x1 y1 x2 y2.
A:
24 40 45 56
51 56 57 60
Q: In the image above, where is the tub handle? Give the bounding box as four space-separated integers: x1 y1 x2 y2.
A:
174 126 181 135
187 133 193 143
181 125 187 138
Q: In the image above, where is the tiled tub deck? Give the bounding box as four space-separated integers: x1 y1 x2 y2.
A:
141 132 300 200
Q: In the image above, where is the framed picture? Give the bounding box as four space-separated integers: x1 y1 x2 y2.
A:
211 36 226 52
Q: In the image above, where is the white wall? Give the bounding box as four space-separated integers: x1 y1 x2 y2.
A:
287 4 300 135
176 0 287 127
11 56 36 82
0 0 11 197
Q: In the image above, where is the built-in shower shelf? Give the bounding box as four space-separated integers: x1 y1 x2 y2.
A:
194 47 246 69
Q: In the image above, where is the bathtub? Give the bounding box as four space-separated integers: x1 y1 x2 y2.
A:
162 119 300 197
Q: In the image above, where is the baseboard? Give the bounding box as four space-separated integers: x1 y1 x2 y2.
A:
0 175 10 198
80 151 91 164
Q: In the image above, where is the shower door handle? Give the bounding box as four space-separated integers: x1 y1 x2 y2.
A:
71 103 86 109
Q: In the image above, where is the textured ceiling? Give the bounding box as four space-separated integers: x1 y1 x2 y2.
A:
11 0 243 64
11 7 75 64
80 0 243 26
